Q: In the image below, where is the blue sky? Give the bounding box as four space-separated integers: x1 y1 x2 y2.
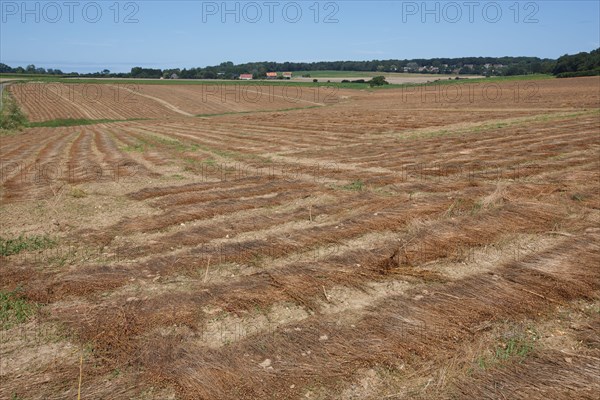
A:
1 1 599 72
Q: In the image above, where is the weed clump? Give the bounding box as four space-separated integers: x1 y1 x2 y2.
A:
0 234 56 256
0 95 27 131
0 287 37 329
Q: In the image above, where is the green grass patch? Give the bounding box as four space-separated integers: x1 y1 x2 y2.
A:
183 157 199 165
495 337 535 360
0 234 56 256
295 70 392 78
28 117 146 128
475 329 538 370
122 133 200 153
423 73 553 86
148 134 200 152
0 287 37 329
295 70 475 79
122 142 149 153
0 85 28 133
340 180 365 191
188 143 238 159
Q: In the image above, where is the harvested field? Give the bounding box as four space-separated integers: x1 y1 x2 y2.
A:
1 76 599 399
9 82 341 122
9 83 181 122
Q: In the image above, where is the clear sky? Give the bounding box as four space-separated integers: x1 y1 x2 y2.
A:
1 0 599 73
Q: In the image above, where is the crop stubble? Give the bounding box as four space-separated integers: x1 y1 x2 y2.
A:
1 77 599 399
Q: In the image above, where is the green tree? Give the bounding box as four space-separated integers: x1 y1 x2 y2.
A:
368 76 389 87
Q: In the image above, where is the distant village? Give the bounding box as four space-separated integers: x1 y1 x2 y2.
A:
401 63 506 74
163 64 511 81
163 65 508 81
238 72 294 80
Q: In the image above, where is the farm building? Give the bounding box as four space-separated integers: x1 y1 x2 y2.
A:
283 72 293 79
239 74 253 80
266 72 278 79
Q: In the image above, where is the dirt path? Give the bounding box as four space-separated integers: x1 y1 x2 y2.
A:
109 84 195 117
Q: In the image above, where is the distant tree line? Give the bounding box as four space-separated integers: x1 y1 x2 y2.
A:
0 63 65 75
1 48 598 80
150 57 559 79
552 48 600 78
0 63 113 77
